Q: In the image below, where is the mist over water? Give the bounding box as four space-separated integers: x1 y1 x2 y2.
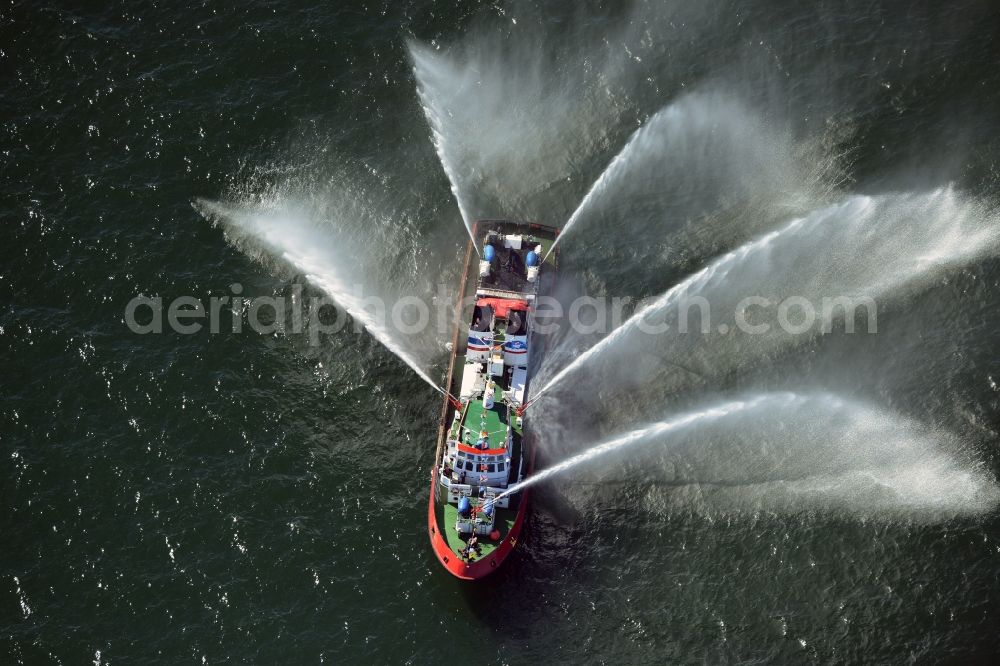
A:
535 188 1000 404
328 11 1000 524
547 91 839 259
410 56 480 251
189 9 1000 528
514 393 998 519
8 0 1000 662
193 198 445 392
402 8 1000 525
190 155 456 390
405 4 695 222
501 394 782 499
407 34 614 221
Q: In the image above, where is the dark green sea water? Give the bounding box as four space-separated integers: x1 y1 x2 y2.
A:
4 1 1000 663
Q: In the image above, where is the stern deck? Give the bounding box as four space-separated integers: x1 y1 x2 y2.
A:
439 502 517 561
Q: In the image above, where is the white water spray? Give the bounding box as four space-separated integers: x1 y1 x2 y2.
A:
497 394 779 501
544 91 829 261
532 219 804 402
500 392 999 517
193 198 444 393
534 188 1000 400
408 42 480 253
405 25 711 224
545 110 667 259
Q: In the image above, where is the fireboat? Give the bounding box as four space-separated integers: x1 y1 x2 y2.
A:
427 220 558 579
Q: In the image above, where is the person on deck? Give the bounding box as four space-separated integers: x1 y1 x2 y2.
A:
462 534 480 561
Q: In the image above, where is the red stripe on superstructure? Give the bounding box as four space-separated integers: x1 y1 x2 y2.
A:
456 444 508 456
475 297 529 318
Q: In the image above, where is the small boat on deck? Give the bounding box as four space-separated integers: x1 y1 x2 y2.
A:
427 220 558 580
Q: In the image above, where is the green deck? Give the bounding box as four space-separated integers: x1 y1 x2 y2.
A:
454 396 509 448
440 500 517 560
440 392 522 562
